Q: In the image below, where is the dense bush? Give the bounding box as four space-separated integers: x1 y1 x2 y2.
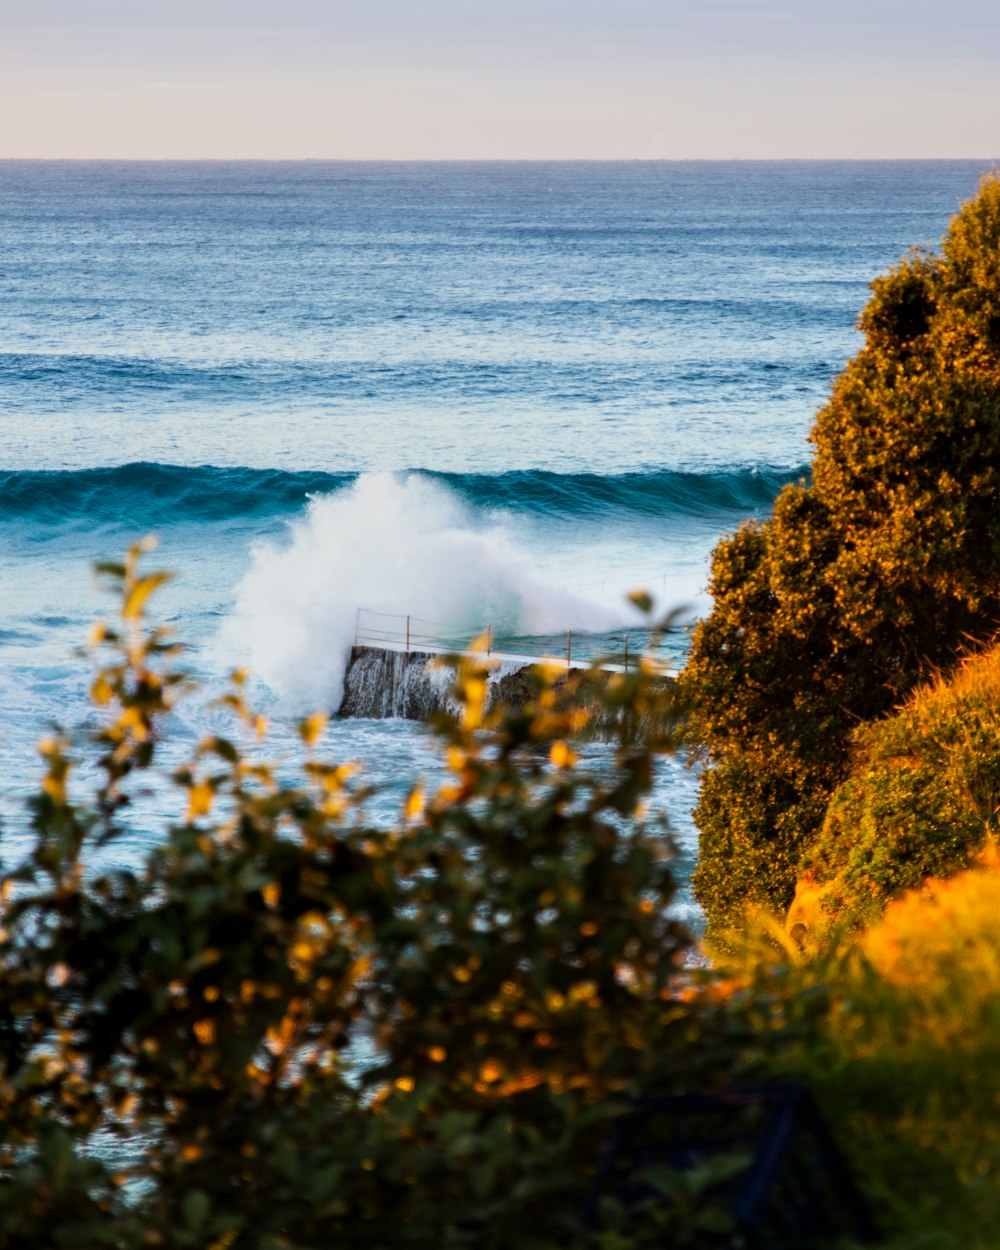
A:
5 546 1000 1248
789 643 1000 930
684 173 1000 937
0 545 732 1250
718 852 1000 1250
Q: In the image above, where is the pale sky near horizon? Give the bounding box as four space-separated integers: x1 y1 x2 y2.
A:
1 0 998 160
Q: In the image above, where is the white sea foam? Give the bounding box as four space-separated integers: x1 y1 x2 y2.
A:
221 472 621 711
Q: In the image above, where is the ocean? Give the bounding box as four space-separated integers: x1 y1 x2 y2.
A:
0 159 993 921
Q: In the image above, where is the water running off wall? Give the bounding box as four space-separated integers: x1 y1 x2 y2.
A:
340 606 677 721
338 648 532 720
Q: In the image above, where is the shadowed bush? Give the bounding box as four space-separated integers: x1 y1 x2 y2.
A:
4 546 1000 1247
683 173 1000 938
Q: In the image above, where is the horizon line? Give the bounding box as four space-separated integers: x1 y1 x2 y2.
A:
2 155 999 164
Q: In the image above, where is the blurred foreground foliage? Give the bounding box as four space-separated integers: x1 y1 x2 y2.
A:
2 547 1000 1248
0 546 710 1249
716 850 1000 1250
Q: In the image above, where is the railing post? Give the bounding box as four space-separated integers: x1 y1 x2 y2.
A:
624 634 629 673
487 624 492 657
567 630 572 672
406 615 410 655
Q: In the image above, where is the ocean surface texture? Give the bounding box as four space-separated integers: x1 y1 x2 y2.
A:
1 160 993 920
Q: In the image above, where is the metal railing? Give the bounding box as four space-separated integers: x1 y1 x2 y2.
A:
353 608 642 673
354 608 490 654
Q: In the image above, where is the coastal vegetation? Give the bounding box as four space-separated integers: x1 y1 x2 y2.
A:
3 544 1000 1247
684 172 1000 937
0 548 706 1248
715 851 1000 1249
796 642 1000 932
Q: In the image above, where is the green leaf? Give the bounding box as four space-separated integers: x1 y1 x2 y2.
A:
182 1189 209 1228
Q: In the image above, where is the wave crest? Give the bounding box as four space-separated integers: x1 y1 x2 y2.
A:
0 461 807 528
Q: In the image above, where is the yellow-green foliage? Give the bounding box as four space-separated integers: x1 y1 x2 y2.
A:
685 173 1000 939
799 643 1000 929
5 547 1000 1248
0 546 706 1250
716 853 1000 1249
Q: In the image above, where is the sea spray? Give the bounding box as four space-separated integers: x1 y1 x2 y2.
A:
221 473 621 711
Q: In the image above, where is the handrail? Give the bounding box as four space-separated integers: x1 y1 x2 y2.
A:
352 607 664 674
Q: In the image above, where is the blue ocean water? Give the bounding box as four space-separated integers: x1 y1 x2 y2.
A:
0 160 994 916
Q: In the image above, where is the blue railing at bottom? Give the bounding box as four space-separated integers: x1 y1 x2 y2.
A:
581 1085 880 1248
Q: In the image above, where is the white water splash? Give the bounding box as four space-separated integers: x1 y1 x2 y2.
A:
221 472 620 711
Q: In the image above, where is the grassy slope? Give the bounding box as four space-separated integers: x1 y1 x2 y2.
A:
791 642 1000 932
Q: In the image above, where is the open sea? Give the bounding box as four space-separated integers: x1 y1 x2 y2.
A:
1 159 994 922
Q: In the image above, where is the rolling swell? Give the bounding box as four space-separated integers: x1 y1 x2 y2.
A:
444 465 807 518
0 462 808 529
0 463 353 530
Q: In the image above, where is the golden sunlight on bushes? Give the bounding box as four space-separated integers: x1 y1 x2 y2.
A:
686 173 1000 940
863 846 1000 998
713 848 1000 1248
799 640 1000 931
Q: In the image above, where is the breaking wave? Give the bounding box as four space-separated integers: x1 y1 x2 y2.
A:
0 461 806 529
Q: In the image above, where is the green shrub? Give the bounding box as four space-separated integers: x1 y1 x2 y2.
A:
798 643 1000 929
684 173 1000 938
0 544 714 1249
715 854 1000 1250
6 545 1000 1249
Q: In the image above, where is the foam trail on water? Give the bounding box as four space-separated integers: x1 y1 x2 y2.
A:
222 472 621 711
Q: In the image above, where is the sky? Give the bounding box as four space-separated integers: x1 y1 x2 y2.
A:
1 0 999 159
